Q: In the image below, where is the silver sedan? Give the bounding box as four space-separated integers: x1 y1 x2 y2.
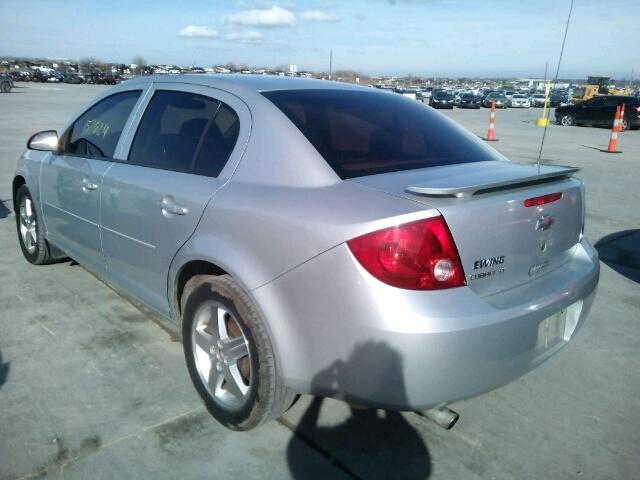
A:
13 75 599 430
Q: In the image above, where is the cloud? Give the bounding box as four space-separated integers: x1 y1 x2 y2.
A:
222 6 296 28
300 10 338 22
223 31 264 43
179 25 218 38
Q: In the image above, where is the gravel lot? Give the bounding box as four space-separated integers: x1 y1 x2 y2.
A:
0 82 639 480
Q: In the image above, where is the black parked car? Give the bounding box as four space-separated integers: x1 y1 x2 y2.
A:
429 90 455 109
458 93 482 109
549 91 570 107
555 95 640 130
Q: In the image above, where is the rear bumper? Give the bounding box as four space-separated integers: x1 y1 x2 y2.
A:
253 237 599 410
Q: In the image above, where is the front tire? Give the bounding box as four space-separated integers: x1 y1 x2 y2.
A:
15 186 55 265
0 82 11 93
181 274 295 430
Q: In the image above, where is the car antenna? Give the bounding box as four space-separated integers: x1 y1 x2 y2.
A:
537 0 575 172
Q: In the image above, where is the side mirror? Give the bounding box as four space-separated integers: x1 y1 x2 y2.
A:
27 130 59 152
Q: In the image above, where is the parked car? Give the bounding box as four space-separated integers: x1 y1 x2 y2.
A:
46 73 64 83
530 94 546 107
457 93 482 109
64 74 84 84
510 94 531 108
0 74 13 93
555 95 640 130
88 73 117 85
549 91 570 107
14 75 599 430
429 90 455 109
8 71 25 82
504 90 517 103
483 92 508 108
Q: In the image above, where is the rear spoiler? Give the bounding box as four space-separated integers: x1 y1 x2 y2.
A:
406 164 580 198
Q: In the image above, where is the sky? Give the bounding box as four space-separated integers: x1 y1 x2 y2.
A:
1 0 638 78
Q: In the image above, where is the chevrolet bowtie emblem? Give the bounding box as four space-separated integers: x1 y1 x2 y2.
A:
535 215 555 231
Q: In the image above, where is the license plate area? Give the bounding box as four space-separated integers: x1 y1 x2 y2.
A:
536 309 567 351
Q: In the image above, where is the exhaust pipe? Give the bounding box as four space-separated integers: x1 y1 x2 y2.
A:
415 406 460 430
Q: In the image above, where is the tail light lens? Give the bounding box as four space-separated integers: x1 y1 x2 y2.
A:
523 192 562 207
347 216 466 290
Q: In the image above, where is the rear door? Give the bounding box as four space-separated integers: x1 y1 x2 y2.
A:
99 84 249 317
39 89 143 274
599 96 621 127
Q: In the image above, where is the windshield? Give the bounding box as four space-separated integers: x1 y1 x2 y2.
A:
263 89 498 179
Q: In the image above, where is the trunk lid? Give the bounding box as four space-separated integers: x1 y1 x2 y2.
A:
350 161 584 297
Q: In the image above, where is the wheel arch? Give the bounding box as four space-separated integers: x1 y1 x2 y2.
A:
172 259 229 321
169 253 290 387
12 175 26 209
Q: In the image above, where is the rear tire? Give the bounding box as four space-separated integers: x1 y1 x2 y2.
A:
181 274 296 430
559 114 574 126
0 82 11 93
15 186 55 265
620 118 629 131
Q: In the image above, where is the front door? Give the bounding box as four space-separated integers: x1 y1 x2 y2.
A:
99 85 248 317
580 96 605 125
39 90 143 274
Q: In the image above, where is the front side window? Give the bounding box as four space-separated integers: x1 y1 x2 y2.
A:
263 89 497 179
65 90 141 159
128 90 240 177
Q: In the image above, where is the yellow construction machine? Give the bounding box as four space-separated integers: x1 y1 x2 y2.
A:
572 76 631 103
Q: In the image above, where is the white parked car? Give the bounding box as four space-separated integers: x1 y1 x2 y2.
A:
530 94 546 107
510 94 531 108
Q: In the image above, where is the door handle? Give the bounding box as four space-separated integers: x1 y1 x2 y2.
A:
81 177 98 192
160 195 188 216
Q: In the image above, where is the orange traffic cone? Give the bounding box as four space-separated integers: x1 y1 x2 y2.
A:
603 105 622 153
618 103 626 132
484 101 498 141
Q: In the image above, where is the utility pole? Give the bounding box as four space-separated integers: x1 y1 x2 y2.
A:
628 69 634 90
329 48 332 80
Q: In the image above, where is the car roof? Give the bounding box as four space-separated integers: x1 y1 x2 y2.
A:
125 74 364 96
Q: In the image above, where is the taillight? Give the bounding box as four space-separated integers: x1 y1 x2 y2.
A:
347 216 466 290
523 192 562 207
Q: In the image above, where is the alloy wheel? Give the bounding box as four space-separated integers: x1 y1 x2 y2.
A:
560 115 574 126
19 197 37 254
191 301 252 410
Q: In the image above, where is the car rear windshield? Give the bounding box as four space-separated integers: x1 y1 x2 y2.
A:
262 89 496 179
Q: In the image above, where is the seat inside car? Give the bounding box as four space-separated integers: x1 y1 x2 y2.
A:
150 117 208 170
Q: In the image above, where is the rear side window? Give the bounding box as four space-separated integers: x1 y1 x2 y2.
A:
263 89 496 179
128 90 240 177
65 90 141 159
603 97 622 107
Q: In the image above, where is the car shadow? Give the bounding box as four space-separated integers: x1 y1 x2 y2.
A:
594 230 640 283
0 199 12 219
286 341 432 479
0 347 9 390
